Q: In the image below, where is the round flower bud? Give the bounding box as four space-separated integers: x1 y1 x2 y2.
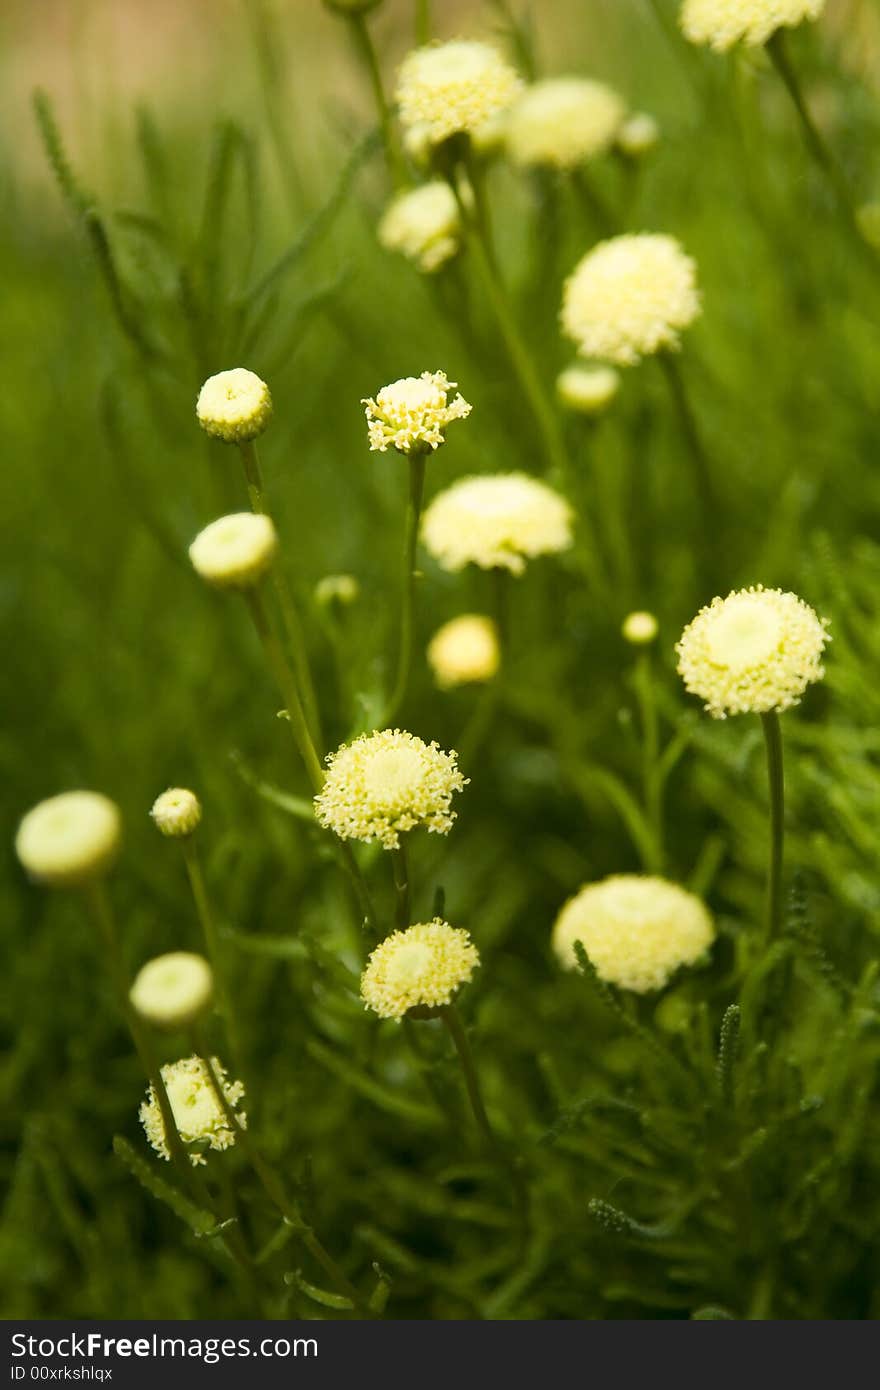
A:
506 77 625 170
556 363 621 416
553 875 714 993
361 919 480 1019
422 473 573 575
315 573 360 607
622 610 659 645
150 787 202 838
680 0 825 51
428 615 500 689
140 1055 246 1166
396 41 522 145
363 371 471 454
561 233 701 366
189 512 277 589
378 182 462 274
314 728 467 851
15 791 121 888
676 585 829 719
130 953 213 1030
617 112 660 157
196 368 272 444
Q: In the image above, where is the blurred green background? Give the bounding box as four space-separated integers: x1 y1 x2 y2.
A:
3 0 880 1319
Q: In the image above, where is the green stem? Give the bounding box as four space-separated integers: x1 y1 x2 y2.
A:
193 1032 371 1316
238 441 322 748
245 585 325 792
392 842 411 931
384 452 427 725
658 353 716 572
415 0 431 44
346 12 406 186
760 710 785 944
492 566 510 651
182 838 243 1071
571 168 616 236
634 652 663 872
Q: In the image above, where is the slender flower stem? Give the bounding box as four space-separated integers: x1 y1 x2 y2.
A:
238 441 322 748
634 652 664 873
415 0 431 44
441 1002 530 1245
384 452 427 725
193 1030 371 1316
760 710 785 944
346 12 406 186
391 842 411 930
766 31 866 249
245 585 325 792
182 837 243 1072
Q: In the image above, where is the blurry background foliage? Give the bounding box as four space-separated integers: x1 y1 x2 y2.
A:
2 0 880 1319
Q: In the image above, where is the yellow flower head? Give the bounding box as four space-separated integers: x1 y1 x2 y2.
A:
617 112 660 157
363 371 471 454
396 41 522 145
676 586 829 718
130 952 213 1030
422 473 573 575
189 513 277 589
561 233 701 366
314 729 467 850
15 791 121 888
428 614 500 689
361 919 480 1019
315 573 360 606
680 0 825 51
150 787 202 838
139 1055 246 1166
553 875 714 992
378 182 462 273
506 77 625 169
556 363 621 415
622 610 659 645
196 368 272 443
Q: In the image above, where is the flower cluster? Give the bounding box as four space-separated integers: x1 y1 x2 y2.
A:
427 614 500 688
680 0 826 52
140 1056 246 1166
150 788 202 838
363 372 471 454
396 41 522 145
360 920 480 1019
314 728 467 850
506 77 625 169
130 953 213 1029
422 473 573 574
561 234 701 365
189 513 278 589
378 182 462 273
553 875 715 992
556 363 621 415
196 368 272 443
15 791 121 887
676 586 829 718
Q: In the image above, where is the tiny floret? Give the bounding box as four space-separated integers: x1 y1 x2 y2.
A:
130 953 213 1029
422 473 573 575
314 729 467 850
140 1055 246 1166
553 875 714 992
189 513 277 589
561 234 701 366
15 791 121 888
557 364 621 415
363 371 471 454
196 368 272 443
315 573 360 606
617 112 660 157
676 586 829 718
680 0 825 51
378 182 462 273
396 41 522 145
623 611 659 645
150 788 202 838
428 615 500 689
361 919 480 1019
506 77 625 169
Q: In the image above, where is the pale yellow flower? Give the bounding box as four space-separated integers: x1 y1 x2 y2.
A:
622 611 659 645
428 615 500 688
189 513 277 589
139 1055 245 1166
130 953 213 1029
422 473 573 574
506 77 625 169
396 41 522 144
680 0 825 51
378 182 461 273
676 586 829 718
363 372 471 454
15 791 121 887
361 919 480 1019
553 875 714 992
150 788 202 838
556 364 621 415
617 112 660 157
314 729 467 850
196 368 272 443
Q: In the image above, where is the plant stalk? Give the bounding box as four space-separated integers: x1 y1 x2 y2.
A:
760 710 785 943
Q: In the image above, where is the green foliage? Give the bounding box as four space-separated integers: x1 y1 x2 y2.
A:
4 0 880 1321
